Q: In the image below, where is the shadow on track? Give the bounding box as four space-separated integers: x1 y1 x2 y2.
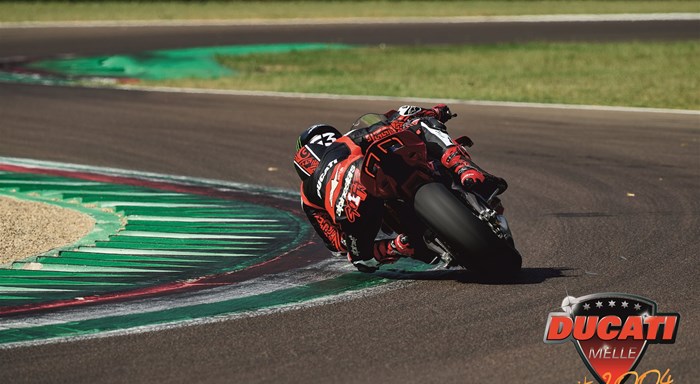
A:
375 267 573 285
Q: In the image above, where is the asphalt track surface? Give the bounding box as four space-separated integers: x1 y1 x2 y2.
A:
1 20 699 383
2 19 700 57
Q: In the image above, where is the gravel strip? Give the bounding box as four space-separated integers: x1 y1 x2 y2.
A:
0 196 95 264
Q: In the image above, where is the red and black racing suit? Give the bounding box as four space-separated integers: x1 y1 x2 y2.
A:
299 106 476 272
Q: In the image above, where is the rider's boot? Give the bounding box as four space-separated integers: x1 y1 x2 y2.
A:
440 146 508 194
388 234 440 265
388 234 414 257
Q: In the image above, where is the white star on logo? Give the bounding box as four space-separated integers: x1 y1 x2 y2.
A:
621 301 629 308
596 301 603 308
583 303 591 310
609 300 616 307
634 303 642 310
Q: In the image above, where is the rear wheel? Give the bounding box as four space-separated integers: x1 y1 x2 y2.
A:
413 183 521 275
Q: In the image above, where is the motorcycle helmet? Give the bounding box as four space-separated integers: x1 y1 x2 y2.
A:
294 124 341 180
296 124 341 151
397 105 422 116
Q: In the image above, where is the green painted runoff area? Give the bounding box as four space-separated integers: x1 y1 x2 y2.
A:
27 44 351 80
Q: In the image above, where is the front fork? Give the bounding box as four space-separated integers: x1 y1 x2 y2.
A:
423 232 458 268
459 188 513 241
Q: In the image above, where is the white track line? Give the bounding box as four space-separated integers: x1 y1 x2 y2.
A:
97 202 225 208
113 84 700 116
74 248 253 257
127 216 278 223
2 13 699 29
13 263 175 274
64 191 186 197
0 180 102 186
118 231 274 240
0 287 75 293
0 156 298 200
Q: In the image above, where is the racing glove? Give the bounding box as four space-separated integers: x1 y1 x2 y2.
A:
432 104 455 123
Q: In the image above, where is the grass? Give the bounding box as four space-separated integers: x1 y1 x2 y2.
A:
147 41 699 110
6 2 696 109
2 1 699 22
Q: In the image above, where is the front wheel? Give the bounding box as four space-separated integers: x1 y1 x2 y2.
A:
413 183 522 275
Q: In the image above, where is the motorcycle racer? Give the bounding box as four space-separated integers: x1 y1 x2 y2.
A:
293 105 507 272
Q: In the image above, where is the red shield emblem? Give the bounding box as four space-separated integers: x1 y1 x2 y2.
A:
545 293 679 384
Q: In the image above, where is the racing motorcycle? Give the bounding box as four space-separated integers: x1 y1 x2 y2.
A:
354 113 522 276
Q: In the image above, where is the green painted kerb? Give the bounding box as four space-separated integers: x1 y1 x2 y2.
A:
0 170 308 306
0 164 436 346
0 273 389 345
26 43 352 80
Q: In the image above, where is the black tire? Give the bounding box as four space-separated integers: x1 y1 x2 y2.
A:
413 183 522 275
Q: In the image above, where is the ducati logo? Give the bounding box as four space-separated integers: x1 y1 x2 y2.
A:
544 293 680 384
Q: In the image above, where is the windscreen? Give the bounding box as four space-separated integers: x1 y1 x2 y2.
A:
350 113 389 130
